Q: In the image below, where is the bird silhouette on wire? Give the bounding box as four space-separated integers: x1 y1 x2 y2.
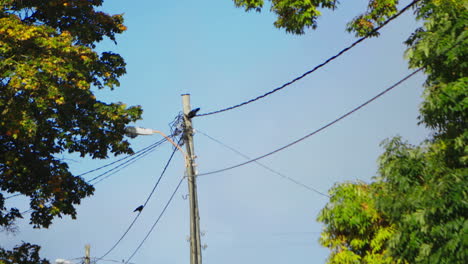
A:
133 205 144 212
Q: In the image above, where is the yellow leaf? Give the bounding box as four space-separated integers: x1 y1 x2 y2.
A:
55 97 65 105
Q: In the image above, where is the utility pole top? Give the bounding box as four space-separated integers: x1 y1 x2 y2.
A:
84 244 90 264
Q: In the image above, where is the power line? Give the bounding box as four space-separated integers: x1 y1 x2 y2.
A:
88 139 167 184
21 208 33 215
209 231 321 236
141 138 183 207
3 138 169 208
90 144 160 185
196 0 421 117
71 257 136 264
97 143 180 260
3 141 167 201
3 193 21 200
197 130 329 197
87 138 166 182
94 258 135 264
14 141 169 216
77 139 167 178
125 176 185 264
196 68 423 177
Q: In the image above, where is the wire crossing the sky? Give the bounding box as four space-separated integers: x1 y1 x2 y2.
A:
88 138 167 184
196 0 421 117
196 68 423 177
4 139 169 201
77 138 168 178
94 258 136 264
197 130 329 198
91 141 164 185
125 176 185 264
97 142 180 260
4 193 20 200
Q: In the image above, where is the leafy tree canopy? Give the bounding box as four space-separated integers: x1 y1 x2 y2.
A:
0 243 49 264
318 137 467 264
1 1 143 261
311 0 467 263
317 182 395 264
375 137 467 263
232 0 401 35
0 0 142 230
404 0 467 168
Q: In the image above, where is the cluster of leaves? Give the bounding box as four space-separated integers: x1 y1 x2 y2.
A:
317 182 395 264
0 0 143 259
2 0 127 47
0 243 49 264
346 0 399 37
405 0 467 166
232 0 423 36
376 137 467 263
0 0 142 229
373 2 467 262
319 137 467 264
233 0 338 34
316 0 467 263
0 195 20 230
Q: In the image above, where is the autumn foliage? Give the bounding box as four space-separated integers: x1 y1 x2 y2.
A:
0 0 142 229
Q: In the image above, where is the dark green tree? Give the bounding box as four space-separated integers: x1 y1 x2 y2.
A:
0 243 50 264
232 0 466 263
375 137 467 263
1 0 142 261
232 0 401 35
373 1 467 262
317 182 395 264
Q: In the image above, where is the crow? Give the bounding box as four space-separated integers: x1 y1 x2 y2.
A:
186 108 200 119
133 205 144 212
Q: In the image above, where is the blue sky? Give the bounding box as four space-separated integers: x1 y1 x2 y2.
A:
2 0 429 264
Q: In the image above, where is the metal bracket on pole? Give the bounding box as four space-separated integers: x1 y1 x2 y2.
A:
125 126 188 162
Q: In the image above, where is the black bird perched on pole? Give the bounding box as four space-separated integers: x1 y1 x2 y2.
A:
186 108 200 119
133 205 144 212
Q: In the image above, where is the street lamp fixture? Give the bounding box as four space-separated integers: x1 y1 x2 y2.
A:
124 126 187 158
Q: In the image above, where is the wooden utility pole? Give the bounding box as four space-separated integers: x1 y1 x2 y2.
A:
84 244 91 264
182 94 202 264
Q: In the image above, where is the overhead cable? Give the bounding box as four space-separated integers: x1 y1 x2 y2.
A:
197 130 329 197
125 176 185 264
196 0 421 117
14 140 170 217
4 140 168 200
94 258 135 264
88 138 167 184
77 138 167 178
97 142 180 260
3 193 21 200
196 68 423 177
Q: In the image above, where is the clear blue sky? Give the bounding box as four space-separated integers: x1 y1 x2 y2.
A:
3 0 429 263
